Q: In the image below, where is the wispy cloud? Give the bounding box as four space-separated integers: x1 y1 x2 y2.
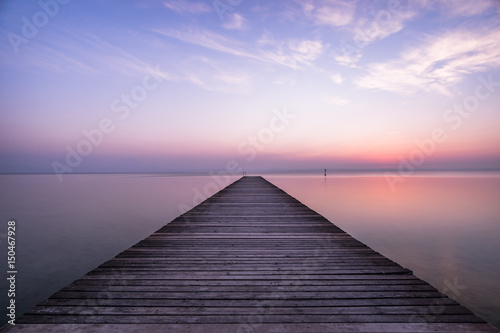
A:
314 2 355 26
163 0 211 14
288 39 324 64
353 9 417 43
222 13 249 31
355 28 500 95
258 38 325 69
332 4 418 67
333 51 361 68
325 95 350 106
272 75 296 86
299 0 356 27
25 43 100 76
80 34 158 76
154 27 256 60
156 27 325 69
330 73 343 84
2 30 165 79
329 0 496 69
433 0 498 17
182 56 254 94
257 30 276 47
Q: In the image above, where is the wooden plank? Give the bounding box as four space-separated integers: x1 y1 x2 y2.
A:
68 278 429 286
5 323 499 333
26 305 474 316
37 297 461 308
62 284 434 293
5 176 497 332
14 314 487 324
48 290 446 300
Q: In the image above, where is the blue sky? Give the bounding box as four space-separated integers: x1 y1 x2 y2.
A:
1 0 500 175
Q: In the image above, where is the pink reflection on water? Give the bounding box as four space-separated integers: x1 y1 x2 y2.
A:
266 173 500 328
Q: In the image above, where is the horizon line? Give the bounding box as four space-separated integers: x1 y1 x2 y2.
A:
1 168 500 176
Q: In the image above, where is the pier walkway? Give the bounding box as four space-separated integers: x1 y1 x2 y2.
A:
6 176 498 332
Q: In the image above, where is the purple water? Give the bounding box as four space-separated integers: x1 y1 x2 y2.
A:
266 173 500 328
1 172 499 328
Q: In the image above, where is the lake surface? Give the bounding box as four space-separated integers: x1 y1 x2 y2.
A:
0 172 499 328
266 172 500 328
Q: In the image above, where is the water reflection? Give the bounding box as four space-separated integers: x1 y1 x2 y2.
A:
0 173 239 326
0 173 498 328
266 174 500 328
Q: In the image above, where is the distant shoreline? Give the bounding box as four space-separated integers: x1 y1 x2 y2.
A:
1 169 500 176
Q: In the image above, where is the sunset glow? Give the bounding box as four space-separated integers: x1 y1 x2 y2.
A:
1 0 499 174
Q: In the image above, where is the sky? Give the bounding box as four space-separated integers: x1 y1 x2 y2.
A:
0 0 500 175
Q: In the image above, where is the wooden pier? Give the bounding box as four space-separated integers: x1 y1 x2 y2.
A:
5 176 498 332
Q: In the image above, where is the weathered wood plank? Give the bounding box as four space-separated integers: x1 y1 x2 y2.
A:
15 314 487 324
68 278 429 286
6 323 499 333
26 305 473 316
49 290 447 300
36 297 461 308
59 284 438 293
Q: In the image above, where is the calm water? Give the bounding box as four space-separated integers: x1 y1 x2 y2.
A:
266 173 500 328
0 173 499 328
0 173 240 327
